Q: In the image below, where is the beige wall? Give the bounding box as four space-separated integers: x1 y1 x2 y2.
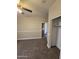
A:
17 14 47 40
47 0 61 48
49 0 61 20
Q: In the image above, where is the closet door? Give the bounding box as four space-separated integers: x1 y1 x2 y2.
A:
57 19 61 49
53 16 61 49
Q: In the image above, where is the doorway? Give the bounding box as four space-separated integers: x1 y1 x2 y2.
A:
42 23 45 38
42 23 48 39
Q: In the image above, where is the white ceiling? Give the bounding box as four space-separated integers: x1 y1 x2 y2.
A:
17 0 55 17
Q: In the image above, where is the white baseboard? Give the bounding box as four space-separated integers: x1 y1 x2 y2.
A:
17 37 42 40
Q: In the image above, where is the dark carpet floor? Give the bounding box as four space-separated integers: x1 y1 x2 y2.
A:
17 39 60 59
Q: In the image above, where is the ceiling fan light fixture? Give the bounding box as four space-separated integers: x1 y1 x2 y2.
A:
17 0 32 14
17 0 20 4
17 8 22 13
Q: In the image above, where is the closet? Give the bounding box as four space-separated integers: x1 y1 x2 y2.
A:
52 16 61 49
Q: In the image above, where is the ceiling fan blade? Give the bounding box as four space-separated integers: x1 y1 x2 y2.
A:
22 7 32 13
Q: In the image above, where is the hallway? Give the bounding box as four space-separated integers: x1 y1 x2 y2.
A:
17 39 60 59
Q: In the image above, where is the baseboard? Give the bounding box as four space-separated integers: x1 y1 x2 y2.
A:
17 37 42 40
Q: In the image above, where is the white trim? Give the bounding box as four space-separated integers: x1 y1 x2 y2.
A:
17 37 42 40
17 56 28 57
17 31 42 33
47 43 51 48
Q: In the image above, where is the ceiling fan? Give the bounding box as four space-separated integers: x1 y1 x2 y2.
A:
17 0 32 14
